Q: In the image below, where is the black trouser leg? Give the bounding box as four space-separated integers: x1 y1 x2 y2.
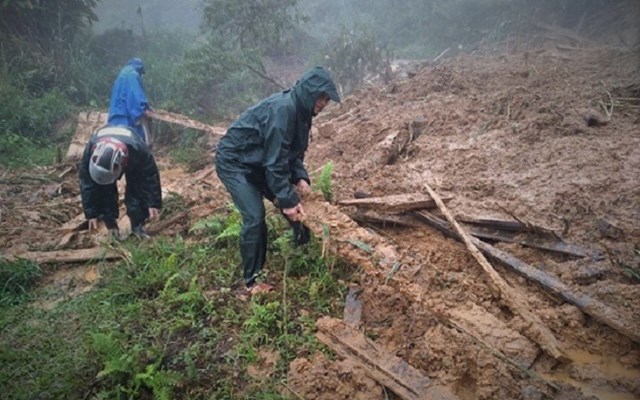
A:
216 166 268 287
101 183 119 229
125 178 149 229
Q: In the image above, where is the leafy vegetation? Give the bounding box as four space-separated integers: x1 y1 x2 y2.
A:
0 211 352 399
314 161 335 202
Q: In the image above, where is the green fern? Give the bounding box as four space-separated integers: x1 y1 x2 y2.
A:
216 204 242 242
91 332 134 379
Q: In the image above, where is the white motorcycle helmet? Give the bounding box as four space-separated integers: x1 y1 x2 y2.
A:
88 137 129 185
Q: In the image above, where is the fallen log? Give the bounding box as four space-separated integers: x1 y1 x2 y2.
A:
421 182 568 362
339 192 451 214
4 247 122 264
466 225 603 259
414 211 640 345
316 317 459 400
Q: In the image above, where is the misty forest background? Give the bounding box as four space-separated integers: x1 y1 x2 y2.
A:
0 0 633 167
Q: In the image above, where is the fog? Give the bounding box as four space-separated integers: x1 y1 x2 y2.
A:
93 0 202 34
93 0 639 59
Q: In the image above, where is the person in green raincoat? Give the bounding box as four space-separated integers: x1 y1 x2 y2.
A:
215 66 340 294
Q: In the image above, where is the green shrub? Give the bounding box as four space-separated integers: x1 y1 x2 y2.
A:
315 161 335 202
0 259 42 306
0 76 74 167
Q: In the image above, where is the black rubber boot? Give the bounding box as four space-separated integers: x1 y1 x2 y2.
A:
131 225 151 240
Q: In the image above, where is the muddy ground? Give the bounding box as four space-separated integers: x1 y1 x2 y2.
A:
1 27 639 400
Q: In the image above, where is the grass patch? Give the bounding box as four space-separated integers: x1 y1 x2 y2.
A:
0 259 42 306
0 210 353 399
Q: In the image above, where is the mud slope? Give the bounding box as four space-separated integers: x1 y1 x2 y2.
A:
289 40 639 398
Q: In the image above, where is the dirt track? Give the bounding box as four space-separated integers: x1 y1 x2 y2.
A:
1 32 639 399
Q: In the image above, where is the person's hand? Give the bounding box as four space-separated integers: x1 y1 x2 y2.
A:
282 203 305 222
296 180 311 195
88 218 98 232
148 208 160 221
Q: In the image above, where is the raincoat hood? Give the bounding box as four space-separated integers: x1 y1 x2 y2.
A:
292 66 340 116
126 58 145 75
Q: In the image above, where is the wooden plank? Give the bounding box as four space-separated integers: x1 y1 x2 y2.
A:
414 211 640 345
339 192 451 213
4 247 122 264
65 111 108 160
349 210 421 228
316 317 459 400
466 225 603 259
457 217 533 232
421 182 568 362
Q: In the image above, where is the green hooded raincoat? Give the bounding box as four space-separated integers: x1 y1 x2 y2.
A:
215 66 340 286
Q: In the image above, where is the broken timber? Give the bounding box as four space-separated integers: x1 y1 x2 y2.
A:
421 181 568 362
458 217 543 232
466 226 602 259
349 210 421 228
3 247 122 264
458 217 602 259
339 192 451 214
414 210 640 345
302 193 560 390
316 317 459 400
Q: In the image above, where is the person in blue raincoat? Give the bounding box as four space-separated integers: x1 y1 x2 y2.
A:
108 58 152 142
215 66 340 295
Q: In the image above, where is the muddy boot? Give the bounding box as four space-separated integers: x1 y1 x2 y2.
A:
131 225 151 240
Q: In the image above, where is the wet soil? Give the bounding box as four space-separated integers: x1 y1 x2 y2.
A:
1 31 639 400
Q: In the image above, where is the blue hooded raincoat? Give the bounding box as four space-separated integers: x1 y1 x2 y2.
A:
108 58 150 141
